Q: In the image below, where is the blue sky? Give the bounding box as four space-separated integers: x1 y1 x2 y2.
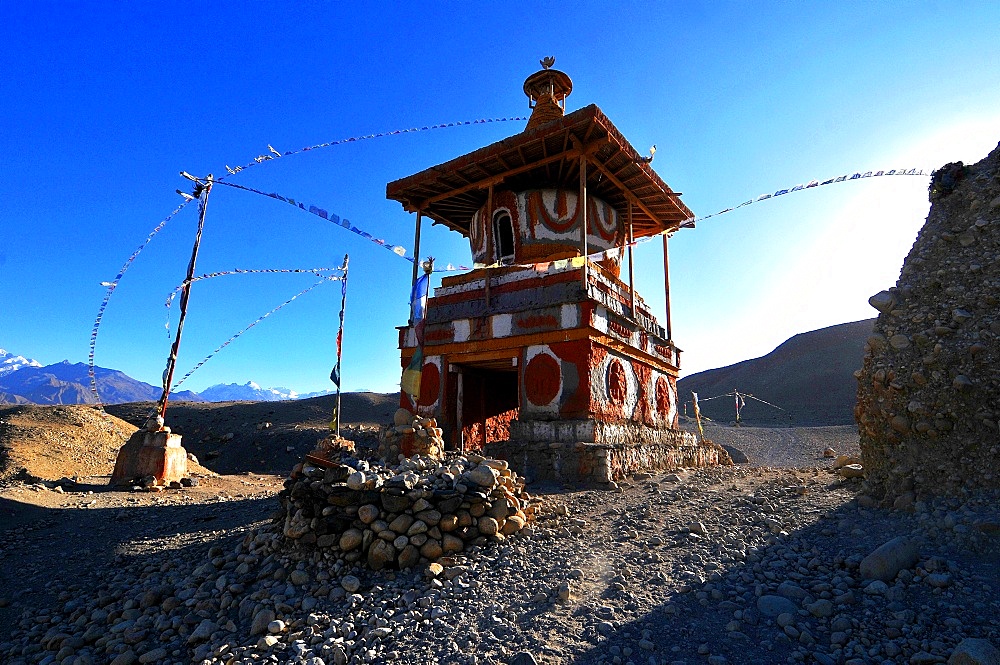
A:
2 2 999 395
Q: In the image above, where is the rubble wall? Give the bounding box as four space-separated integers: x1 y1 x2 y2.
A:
855 142 1000 499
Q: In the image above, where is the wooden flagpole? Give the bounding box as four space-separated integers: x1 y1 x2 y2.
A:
158 174 212 422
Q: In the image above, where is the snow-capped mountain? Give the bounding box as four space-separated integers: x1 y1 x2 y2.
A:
0 345 335 405
196 382 336 402
0 348 42 377
198 381 300 402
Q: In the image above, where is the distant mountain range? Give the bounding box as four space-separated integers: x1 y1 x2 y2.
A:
0 349 334 406
197 381 335 402
3 319 871 420
676 319 874 426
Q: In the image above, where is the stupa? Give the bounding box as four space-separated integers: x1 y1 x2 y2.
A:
385 60 723 482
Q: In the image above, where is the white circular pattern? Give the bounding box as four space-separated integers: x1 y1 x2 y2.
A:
522 345 562 413
647 371 678 426
592 352 638 417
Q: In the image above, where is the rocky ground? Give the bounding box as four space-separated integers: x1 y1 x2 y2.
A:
1 405 998 665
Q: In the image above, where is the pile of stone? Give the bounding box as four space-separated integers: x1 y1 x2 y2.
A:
279 451 538 570
856 141 1000 500
831 453 864 479
378 408 445 461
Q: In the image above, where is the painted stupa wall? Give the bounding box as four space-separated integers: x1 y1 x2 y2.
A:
469 188 624 265
398 262 681 452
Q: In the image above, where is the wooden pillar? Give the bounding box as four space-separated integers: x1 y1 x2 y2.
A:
485 185 494 309
410 210 423 296
480 375 487 447
662 232 672 341
455 368 464 452
627 201 635 317
579 156 588 288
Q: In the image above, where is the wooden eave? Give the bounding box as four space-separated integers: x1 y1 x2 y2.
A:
385 104 693 238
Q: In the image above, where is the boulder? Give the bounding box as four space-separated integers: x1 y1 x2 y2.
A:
949 638 1000 665
757 595 797 617
367 539 397 570
859 536 920 582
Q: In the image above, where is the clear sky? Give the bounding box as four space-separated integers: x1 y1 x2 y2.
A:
2 2 999 395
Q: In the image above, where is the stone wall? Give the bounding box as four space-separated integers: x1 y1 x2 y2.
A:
855 142 1000 500
279 453 537 570
489 427 728 484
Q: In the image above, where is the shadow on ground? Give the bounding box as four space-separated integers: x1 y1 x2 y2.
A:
0 492 277 642
567 489 1000 665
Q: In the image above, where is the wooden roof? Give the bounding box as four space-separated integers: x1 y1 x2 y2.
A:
385 104 693 239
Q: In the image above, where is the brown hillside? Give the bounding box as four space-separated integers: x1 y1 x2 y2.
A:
0 404 218 483
677 319 874 425
104 392 399 475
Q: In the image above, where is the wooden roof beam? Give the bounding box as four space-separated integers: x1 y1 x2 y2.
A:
589 154 670 232
416 147 585 208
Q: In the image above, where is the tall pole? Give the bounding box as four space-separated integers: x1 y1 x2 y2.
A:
334 254 349 438
662 231 672 341
579 156 588 288
456 369 464 453
627 201 635 316
410 211 423 303
485 185 494 309
158 174 213 421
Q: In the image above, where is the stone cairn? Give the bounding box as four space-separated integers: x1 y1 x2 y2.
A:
278 451 538 570
378 408 445 461
856 141 1000 501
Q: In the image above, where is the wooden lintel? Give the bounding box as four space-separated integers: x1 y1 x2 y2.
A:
402 327 678 375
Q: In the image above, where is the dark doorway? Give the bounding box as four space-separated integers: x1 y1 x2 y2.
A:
454 365 519 450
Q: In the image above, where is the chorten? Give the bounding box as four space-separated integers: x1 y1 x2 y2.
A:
385 60 721 482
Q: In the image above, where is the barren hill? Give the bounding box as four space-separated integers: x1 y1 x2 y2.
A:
677 319 874 426
104 391 399 475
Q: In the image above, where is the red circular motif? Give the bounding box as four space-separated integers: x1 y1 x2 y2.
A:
607 359 627 404
417 362 440 407
524 353 561 406
655 376 672 414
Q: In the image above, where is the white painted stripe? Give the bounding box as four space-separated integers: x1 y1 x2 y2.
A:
492 313 513 338
560 303 578 329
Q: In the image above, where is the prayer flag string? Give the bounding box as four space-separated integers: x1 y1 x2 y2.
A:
88 116 525 406
163 267 345 337
214 181 416 262
676 166 933 229
170 278 332 391
88 199 194 406
217 117 529 183
433 165 934 273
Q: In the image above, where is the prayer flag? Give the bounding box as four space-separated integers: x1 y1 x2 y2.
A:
402 272 431 400
401 347 424 398
692 392 704 440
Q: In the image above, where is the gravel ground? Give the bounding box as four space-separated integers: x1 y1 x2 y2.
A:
2 459 998 665
688 423 862 468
